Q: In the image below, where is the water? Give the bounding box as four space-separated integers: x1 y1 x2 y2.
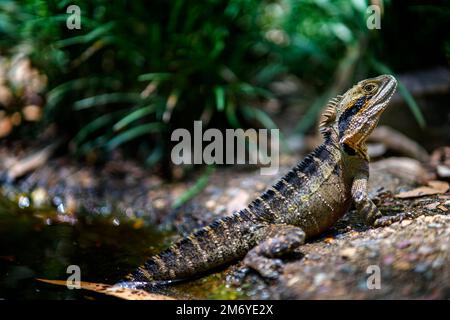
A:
0 197 244 299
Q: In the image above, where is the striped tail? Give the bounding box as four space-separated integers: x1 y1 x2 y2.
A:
125 210 260 283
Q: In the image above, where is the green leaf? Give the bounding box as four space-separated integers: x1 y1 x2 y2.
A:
113 105 155 131
106 123 164 150
138 73 171 82
73 113 115 144
172 166 215 209
55 22 115 47
225 100 241 128
47 77 119 110
145 144 163 167
74 93 141 110
214 86 225 111
294 89 334 134
242 106 277 129
396 81 426 129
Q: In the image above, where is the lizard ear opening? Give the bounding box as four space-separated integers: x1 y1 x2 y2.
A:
318 95 342 135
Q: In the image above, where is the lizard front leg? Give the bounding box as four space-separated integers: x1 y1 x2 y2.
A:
351 171 411 227
351 171 383 226
243 224 305 279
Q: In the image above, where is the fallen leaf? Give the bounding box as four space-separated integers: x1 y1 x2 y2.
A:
428 180 449 192
37 279 174 300
395 180 449 199
6 141 60 181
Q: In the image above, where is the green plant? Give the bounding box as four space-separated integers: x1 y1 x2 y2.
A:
1 0 446 168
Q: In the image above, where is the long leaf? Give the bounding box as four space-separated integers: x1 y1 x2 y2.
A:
214 86 225 111
107 123 164 150
172 166 215 209
74 93 141 110
55 22 115 47
138 73 171 82
113 105 155 131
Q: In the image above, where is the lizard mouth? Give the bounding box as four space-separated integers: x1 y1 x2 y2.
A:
372 75 397 113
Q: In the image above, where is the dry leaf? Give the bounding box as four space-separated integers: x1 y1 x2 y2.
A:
395 180 449 199
6 141 60 181
37 279 174 300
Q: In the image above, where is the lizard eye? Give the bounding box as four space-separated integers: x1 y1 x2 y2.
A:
363 83 377 93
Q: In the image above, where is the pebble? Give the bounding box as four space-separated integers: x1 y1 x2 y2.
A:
57 203 65 214
255 182 266 191
432 257 445 269
153 198 167 210
112 217 120 226
205 200 216 209
417 245 434 255
313 273 328 286
18 195 30 208
396 240 412 249
414 263 429 273
340 247 357 259
427 223 443 229
383 254 395 266
401 219 412 227
394 261 411 271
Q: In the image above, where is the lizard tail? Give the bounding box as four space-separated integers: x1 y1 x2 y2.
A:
124 210 258 283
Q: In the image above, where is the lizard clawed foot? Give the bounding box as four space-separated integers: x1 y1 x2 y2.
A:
240 224 305 280
243 256 284 280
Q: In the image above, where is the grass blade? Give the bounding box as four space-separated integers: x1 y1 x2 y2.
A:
107 123 164 150
113 105 155 131
74 93 141 110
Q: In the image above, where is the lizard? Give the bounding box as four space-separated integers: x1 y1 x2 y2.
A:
122 74 398 285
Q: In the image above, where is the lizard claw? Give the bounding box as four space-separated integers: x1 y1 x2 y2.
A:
373 212 413 227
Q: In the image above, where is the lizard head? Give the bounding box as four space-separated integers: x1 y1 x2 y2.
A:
324 74 397 160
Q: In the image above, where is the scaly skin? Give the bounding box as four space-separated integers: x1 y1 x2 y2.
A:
123 74 398 284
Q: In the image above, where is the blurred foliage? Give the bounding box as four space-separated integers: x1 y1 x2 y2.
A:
0 0 448 167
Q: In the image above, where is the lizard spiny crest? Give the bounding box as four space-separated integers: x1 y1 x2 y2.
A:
319 94 343 135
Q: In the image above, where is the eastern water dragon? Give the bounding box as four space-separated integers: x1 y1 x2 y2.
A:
122 74 398 285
